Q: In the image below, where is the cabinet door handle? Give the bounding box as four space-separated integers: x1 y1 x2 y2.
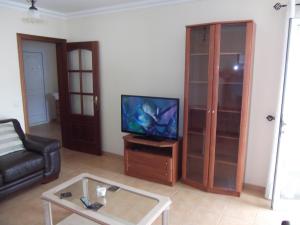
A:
212 110 215 114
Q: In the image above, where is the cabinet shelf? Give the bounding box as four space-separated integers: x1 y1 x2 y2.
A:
189 81 208 84
220 52 243 56
217 131 239 140
188 130 205 136
190 53 209 56
68 70 93 73
189 105 207 111
215 154 237 166
190 52 241 56
188 152 204 160
188 130 238 139
219 82 243 85
188 152 237 166
189 106 241 114
218 108 241 113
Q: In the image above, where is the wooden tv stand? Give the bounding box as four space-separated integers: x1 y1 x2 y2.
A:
123 134 180 186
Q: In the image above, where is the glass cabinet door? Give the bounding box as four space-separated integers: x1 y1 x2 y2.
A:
212 23 247 191
185 25 213 186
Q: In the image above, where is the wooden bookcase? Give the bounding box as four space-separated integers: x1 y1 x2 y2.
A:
123 134 180 186
182 21 255 196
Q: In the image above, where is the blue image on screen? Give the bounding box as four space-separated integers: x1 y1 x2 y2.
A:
121 96 179 139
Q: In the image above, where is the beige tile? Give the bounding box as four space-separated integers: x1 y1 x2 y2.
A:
222 198 259 223
187 209 222 225
219 215 254 225
0 123 298 225
253 208 283 225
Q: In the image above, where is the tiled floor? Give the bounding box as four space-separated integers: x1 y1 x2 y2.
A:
0 123 298 225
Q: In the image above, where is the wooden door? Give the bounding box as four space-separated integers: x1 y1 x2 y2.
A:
23 51 47 126
208 22 254 195
60 42 101 155
182 25 215 189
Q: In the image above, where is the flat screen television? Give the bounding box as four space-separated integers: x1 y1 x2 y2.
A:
121 95 179 140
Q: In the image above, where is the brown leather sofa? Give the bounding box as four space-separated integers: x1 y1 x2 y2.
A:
0 119 61 199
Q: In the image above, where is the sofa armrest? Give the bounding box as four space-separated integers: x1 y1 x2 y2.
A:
24 135 61 181
24 135 60 154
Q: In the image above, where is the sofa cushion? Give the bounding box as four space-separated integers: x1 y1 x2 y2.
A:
0 122 25 157
0 150 44 183
0 173 3 186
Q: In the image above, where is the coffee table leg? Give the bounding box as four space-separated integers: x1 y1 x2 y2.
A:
82 178 89 197
43 200 53 225
162 207 169 225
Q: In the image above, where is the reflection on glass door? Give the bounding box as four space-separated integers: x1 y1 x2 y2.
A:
213 23 247 190
68 49 94 116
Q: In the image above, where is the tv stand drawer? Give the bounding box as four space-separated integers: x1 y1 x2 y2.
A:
127 163 172 183
125 149 173 184
127 149 171 170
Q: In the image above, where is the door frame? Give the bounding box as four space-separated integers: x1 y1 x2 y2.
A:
17 33 67 132
271 18 298 210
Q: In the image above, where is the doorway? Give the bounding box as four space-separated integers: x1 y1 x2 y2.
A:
23 51 47 126
17 34 66 141
17 34 102 155
272 18 300 213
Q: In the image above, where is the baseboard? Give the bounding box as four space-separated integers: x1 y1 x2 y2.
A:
102 151 123 160
243 183 265 196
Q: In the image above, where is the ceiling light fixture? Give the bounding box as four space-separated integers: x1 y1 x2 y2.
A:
23 0 42 23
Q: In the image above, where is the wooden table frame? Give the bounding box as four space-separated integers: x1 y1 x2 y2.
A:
41 173 171 225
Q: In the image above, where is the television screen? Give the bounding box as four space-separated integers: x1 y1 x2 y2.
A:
121 95 179 140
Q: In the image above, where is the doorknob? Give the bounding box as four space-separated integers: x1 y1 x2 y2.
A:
266 115 275 121
94 96 98 107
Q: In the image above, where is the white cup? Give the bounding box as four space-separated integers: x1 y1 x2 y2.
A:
96 186 107 197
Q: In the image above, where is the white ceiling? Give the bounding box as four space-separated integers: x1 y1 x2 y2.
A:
6 0 167 13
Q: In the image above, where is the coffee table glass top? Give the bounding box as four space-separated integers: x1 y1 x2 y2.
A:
50 174 162 225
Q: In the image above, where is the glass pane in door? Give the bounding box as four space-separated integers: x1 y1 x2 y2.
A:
70 94 81 114
69 72 80 92
213 23 246 190
83 95 94 116
68 50 80 70
81 49 93 70
82 72 93 93
186 25 210 184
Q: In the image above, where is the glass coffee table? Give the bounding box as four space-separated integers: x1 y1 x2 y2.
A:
41 173 171 225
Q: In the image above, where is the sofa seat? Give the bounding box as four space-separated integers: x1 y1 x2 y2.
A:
0 150 44 184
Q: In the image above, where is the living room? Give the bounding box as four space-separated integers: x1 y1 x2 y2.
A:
0 0 299 224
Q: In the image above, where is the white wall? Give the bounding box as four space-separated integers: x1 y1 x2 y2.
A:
66 0 287 187
22 41 59 123
0 0 288 187
0 6 66 126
